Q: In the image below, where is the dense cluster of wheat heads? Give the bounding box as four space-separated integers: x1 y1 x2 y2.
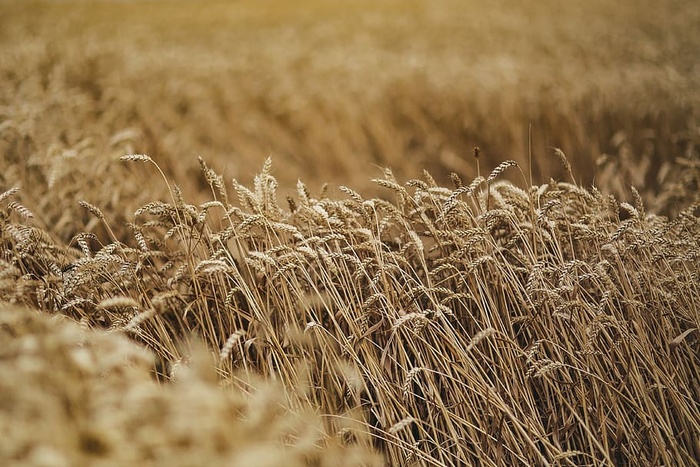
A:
2 154 698 465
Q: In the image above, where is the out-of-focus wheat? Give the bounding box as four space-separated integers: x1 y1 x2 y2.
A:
0 304 382 466
1 0 698 236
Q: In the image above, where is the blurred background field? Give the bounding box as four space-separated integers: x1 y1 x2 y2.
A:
2 0 699 241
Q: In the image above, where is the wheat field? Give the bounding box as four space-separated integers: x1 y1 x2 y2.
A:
1 1 699 466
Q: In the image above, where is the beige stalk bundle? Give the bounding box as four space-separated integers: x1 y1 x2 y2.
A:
4 155 696 465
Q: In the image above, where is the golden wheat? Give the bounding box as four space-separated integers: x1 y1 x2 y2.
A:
2 1 700 464
4 153 697 464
